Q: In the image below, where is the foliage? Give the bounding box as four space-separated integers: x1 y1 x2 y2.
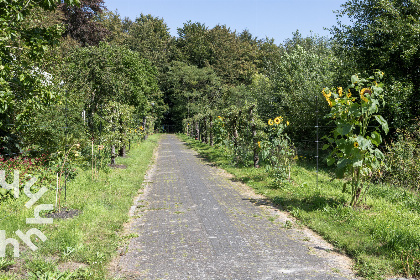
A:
0 0 79 156
260 116 295 185
323 71 388 206
176 22 258 85
163 61 221 131
264 32 337 141
331 0 420 128
0 154 56 202
383 124 420 192
125 13 174 72
59 0 109 46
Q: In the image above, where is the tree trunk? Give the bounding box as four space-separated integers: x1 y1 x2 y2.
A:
195 121 199 140
111 145 116 165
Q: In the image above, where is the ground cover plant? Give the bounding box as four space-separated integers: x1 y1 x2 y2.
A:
0 134 160 279
178 133 420 279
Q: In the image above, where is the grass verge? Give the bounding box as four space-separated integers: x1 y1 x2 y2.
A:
178 134 420 280
0 134 160 279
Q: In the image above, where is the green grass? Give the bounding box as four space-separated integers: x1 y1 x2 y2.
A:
0 134 160 279
178 134 420 280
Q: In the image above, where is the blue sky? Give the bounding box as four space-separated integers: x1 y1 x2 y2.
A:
104 0 350 45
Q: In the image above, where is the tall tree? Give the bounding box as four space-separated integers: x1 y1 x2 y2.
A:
60 0 109 46
163 61 221 130
125 14 174 72
0 0 79 155
176 22 258 85
331 0 420 126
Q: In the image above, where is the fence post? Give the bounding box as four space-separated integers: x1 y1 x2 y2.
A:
316 95 319 189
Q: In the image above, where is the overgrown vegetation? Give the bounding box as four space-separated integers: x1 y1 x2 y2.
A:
1 0 419 278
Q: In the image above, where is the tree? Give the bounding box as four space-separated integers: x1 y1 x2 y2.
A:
63 42 163 159
176 22 259 85
163 61 221 131
331 0 420 127
59 0 109 46
266 32 337 140
125 14 174 72
0 0 79 156
99 10 132 45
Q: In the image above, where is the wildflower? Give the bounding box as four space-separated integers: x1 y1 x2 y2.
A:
268 119 274 126
286 121 290 126
347 89 352 98
354 142 359 148
135 129 137 133
139 126 144 130
338 87 343 97
258 141 261 148
274 117 282 124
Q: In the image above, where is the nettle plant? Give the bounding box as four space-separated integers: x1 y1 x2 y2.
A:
260 116 295 185
323 71 389 206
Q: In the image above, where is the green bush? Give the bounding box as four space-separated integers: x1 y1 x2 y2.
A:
383 124 420 192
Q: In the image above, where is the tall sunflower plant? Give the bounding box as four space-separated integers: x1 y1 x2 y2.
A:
260 116 295 185
322 71 389 206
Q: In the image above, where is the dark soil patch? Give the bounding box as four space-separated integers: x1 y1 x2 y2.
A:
109 164 127 169
44 207 82 220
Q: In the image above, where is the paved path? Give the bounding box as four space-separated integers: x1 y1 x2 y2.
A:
113 135 356 280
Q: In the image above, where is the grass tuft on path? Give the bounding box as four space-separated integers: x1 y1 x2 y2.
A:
0 134 160 279
178 134 420 280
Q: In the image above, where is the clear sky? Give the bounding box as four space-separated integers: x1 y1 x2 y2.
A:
103 0 350 45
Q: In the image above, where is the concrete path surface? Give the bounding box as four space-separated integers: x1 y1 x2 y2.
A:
112 135 357 280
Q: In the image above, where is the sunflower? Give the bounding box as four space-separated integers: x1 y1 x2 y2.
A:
286 121 290 126
360 88 370 102
268 119 274 126
347 89 352 98
258 141 261 148
354 142 359 148
274 117 282 124
338 87 343 97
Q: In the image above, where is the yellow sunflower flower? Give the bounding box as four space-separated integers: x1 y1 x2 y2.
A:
274 117 281 124
354 142 359 148
338 87 343 97
347 89 352 98
286 121 290 126
268 119 274 126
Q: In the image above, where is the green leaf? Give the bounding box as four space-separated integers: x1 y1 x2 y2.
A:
327 156 335 166
370 131 382 146
374 115 389 134
357 135 371 150
337 123 353 136
322 144 330 150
